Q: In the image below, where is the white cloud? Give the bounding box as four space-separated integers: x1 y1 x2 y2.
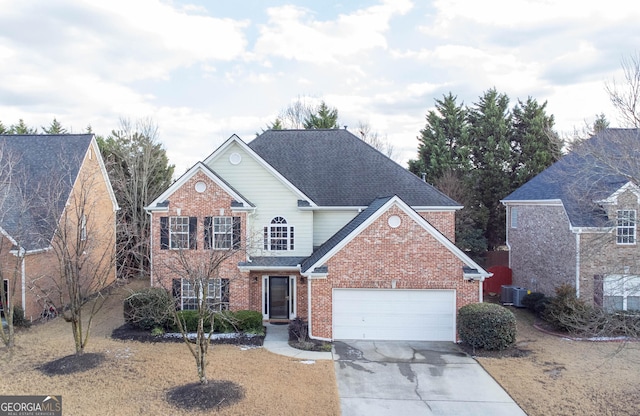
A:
254 0 412 64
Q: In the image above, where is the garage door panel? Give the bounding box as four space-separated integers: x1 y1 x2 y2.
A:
333 289 455 341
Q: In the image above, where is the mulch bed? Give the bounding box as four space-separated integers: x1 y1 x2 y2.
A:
166 381 245 411
38 353 105 376
111 324 265 346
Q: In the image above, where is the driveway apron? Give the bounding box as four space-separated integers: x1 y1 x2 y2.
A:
333 340 526 416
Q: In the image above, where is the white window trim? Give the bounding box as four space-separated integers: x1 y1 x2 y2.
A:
181 278 225 311
510 207 518 229
212 216 233 249
261 275 296 319
80 214 87 241
170 216 190 250
616 209 636 245
604 274 640 311
264 216 295 251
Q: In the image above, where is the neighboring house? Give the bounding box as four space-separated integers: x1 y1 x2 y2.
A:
502 128 640 312
0 134 119 320
146 129 490 341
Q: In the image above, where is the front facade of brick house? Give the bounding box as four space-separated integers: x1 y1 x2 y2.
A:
503 129 640 311
0 135 118 320
147 129 490 341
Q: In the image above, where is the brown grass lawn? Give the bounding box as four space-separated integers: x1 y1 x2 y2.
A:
1 279 340 416
478 306 640 416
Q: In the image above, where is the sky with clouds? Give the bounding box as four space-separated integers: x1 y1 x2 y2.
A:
1 0 638 174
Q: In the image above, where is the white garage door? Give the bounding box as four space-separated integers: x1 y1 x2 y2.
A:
333 289 456 341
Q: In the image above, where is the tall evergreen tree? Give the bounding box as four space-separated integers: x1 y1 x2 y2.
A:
303 101 339 129
510 98 562 188
42 118 68 134
467 88 512 250
408 93 469 183
10 119 37 134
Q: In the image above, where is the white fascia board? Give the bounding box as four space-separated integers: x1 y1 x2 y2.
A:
0 226 17 246
204 134 318 207
501 199 563 206
144 162 252 212
413 206 463 212
597 181 640 205
238 265 300 272
90 137 120 212
570 226 614 234
302 196 491 278
297 206 367 211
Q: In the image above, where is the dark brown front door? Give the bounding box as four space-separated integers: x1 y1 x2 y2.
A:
269 276 289 319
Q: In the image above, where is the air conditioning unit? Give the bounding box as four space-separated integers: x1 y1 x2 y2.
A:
513 287 529 308
501 285 514 305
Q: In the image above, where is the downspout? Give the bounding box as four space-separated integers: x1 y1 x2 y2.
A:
147 211 154 287
21 253 26 313
575 232 581 298
307 277 313 338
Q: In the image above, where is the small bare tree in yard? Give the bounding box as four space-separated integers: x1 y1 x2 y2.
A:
32 154 117 356
158 218 248 385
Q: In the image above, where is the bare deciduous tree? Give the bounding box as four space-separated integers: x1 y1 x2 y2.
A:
156 220 254 385
356 121 396 160
606 52 640 128
32 152 117 355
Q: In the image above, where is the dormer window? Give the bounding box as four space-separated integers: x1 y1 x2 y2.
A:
264 216 294 251
617 210 636 245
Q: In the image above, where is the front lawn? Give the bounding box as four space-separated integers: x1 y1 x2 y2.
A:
1 279 340 416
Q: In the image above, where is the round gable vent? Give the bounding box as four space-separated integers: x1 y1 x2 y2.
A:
229 152 242 165
388 215 401 228
195 181 207 193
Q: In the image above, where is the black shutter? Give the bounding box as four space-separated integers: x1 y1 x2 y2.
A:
204 217 212 250
189 217 198 250
233 217 241 249
221 278 230 308
172 278 182 310
160 217 169 250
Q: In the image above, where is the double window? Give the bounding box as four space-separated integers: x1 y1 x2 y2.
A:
204 216 241 250
616 210 636 245
264 217 294 251
603 275 640 312
160 216 241 250
175 278 230 311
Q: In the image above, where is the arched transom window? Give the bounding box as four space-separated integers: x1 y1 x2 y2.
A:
264 216 294 251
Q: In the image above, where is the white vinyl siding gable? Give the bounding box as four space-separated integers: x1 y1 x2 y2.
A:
313 210 359 248
207 142 313 255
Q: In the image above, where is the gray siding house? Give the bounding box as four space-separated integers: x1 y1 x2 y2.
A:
502 128 640 311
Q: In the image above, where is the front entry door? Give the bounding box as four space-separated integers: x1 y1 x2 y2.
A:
269 276 289 319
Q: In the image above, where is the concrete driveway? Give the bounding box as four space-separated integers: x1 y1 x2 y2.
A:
333 340 526 416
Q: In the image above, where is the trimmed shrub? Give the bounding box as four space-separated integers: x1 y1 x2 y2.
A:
521 292 545 311
123 288 173 330
173 310 213 332
12 306 31 328
234 310 263 332
212 310 235 333
288 317 308 342
458 302 517 350
543 284 596 333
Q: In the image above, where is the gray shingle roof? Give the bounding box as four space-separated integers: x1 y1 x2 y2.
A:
238 256 308 269
503 128 639 227
248 129 459 207
0 134 93 250
300 196 393 273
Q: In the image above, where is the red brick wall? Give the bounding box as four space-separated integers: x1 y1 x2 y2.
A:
150 170 250 310
309 205 478 339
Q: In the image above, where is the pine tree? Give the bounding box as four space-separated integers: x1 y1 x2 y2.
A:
303 101 339 129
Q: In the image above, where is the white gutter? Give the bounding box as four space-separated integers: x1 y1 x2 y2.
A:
575 232 581 298
147 210 154 287
21 254 26 311
307 277 331 342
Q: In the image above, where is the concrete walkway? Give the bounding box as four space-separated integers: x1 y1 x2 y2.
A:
262 323 333 360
